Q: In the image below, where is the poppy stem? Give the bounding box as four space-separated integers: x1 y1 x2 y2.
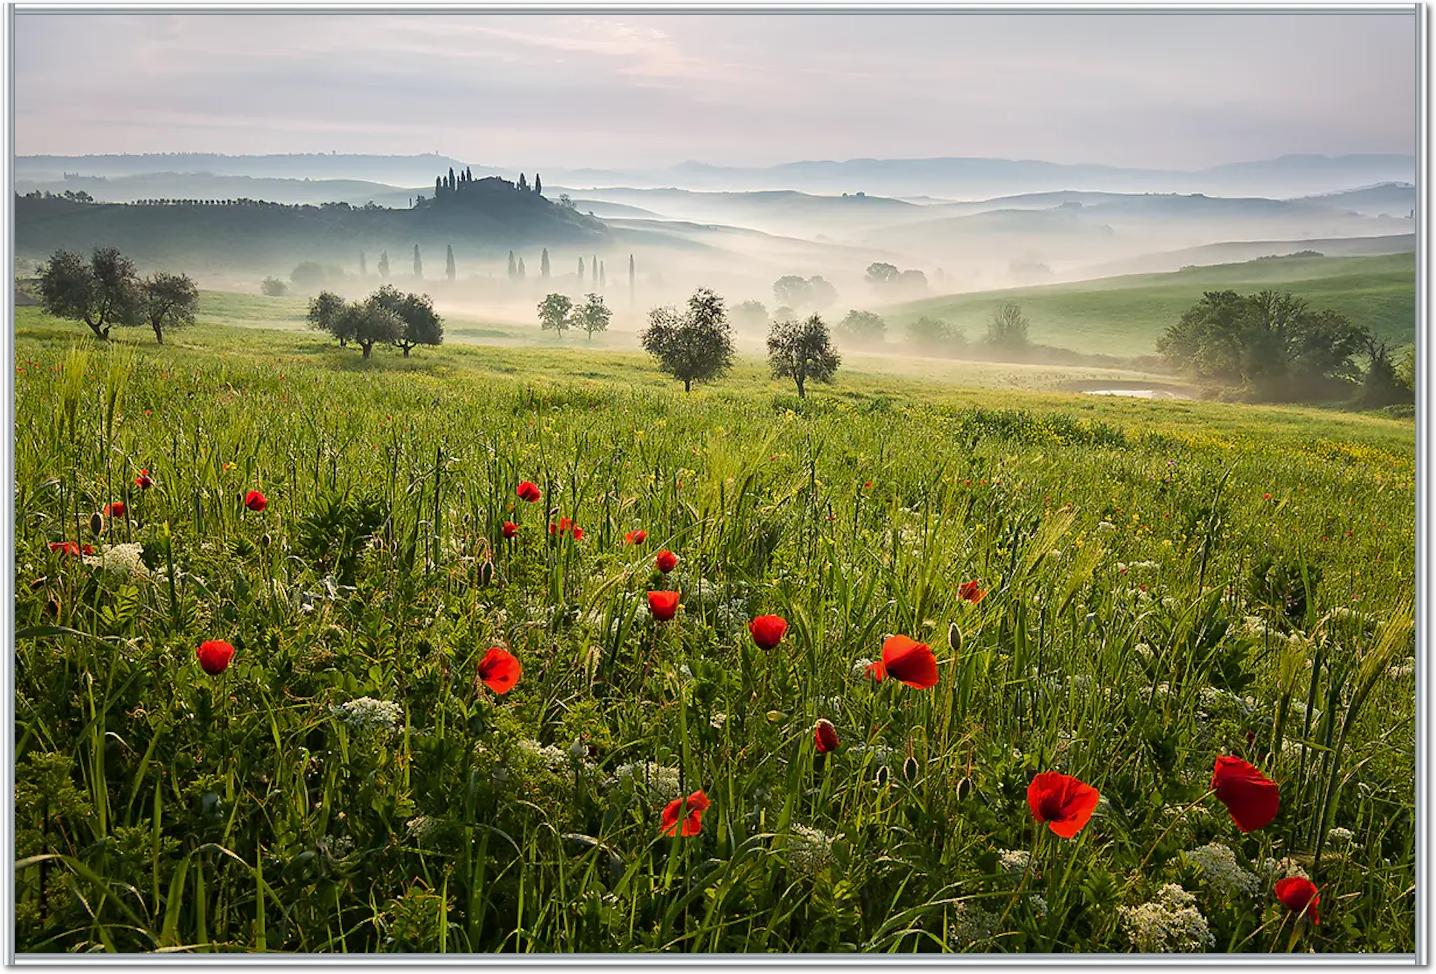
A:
1135 789 1214 873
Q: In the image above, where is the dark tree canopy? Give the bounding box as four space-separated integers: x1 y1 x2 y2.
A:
1157 289 1371 400
340 302 404 358
837 309 886 346
865 262 900 286
540 248 551 279
732 300 769 333
773 275 813 308
368 285 443 356
291 261 331 293
537 293 573 338
141 272 198 344
906 315 965 357
307 290 349 344
640 287 735 393
768 314 841 398
985 302 1031 354
574 293 612 341
37 248 142 340
260 277 289 297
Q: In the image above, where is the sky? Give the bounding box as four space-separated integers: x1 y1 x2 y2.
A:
14 11 1419 170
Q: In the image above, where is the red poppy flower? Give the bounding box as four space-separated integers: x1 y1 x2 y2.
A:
134 469 153 490
516 481 541 503
477 647 522 694
660 789 710 837
648 590 680 621
103 501 126 518
548 516 583 540
1274 876 1319 925
958 579 987 604
1263 492 1273 501
624 529 648 545
1211 755 1280 832
501 520 520 540
655 549 678 573
48 541 94 558
749 614 788 650
866 635 939 689
244 490 267 512
813 718 840 754
1027 771 1100 839
196 639 235 675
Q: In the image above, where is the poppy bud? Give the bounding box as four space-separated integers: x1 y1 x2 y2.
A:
28 577 46 592
260 533 272 548
477 559 495 587
89 512 104 536
956 776 974 800
874 766 890 788
45 596 62 618
902 755 920 782
947 621 963 655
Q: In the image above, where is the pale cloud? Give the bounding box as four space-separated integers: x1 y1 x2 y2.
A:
13 11 1417 169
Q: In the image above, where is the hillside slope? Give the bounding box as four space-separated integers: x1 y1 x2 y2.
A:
880 253 1415 356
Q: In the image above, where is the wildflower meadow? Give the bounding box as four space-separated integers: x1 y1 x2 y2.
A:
13 320 1416 954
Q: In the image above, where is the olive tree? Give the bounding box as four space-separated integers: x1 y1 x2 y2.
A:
537 293 573 339
37 248 142 341
574 293 612 341
141 272 198 344
307 290 349 344
368 285 444 356
767 314 841 398
640 287 734 393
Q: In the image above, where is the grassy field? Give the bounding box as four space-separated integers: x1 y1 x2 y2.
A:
881 254 1416 357
13 306 1415 954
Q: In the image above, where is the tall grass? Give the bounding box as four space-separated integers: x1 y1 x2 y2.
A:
13 326 1415 953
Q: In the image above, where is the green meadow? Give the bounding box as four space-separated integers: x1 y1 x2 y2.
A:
13 301 1415 954
881 254 1416 357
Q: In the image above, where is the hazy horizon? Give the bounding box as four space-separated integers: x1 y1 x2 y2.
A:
15 11 1418 170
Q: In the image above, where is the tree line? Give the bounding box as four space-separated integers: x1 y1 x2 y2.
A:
1157 289 1409 405
36 247 197 344
306 287 444 358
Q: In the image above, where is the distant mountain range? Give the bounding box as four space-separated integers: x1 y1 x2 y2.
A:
16 151 1415 199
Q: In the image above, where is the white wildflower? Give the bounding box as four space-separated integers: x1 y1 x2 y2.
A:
1327 827 1357 847
331 697 402 733
1028 894 1048 919
1259 856 1309 882
1185 842 1259 897
1119 884 1215 953
946 901 997 951
998 848 1031 877
84 542 149 581
784 824 838 877
608 761 681 798
517 738 568 770
1097 520 1117 533
851 658 875 678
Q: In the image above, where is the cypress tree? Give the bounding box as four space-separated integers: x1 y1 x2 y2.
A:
378 251 390 280
517 257 526 280
465 166 472 181
446 244 456 282
435 176 443 197
518 173 528 192
534 173 542 195
448 167 456 191
599 261 606 288
540 248 551 279
578 257 585 281
592 256 598 285
359 251 367 278
628 254 635 302
412 244 423 280
508 251 517 281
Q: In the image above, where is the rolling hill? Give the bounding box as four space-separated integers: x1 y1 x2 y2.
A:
14 181 607 275
878 253 1415 357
